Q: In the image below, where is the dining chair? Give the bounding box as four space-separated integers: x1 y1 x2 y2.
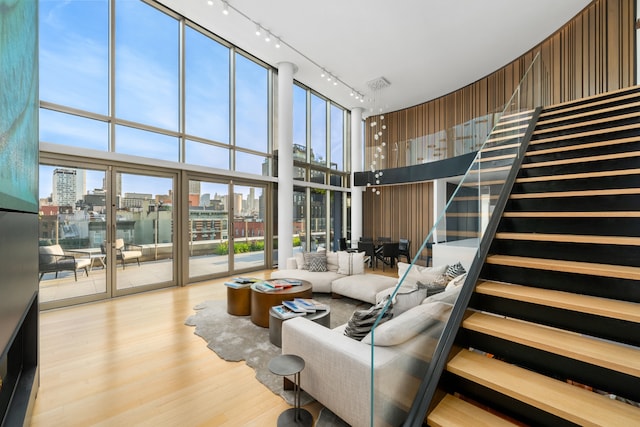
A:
357 241 376 269
379 242 399 272
398 238 411 263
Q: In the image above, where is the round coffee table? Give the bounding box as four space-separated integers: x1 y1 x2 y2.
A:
250 280 312 327
226 286 251 316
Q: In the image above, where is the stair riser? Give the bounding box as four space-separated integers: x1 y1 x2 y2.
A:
529 127 640 149
541 88 640 116
525 141 640 163
498 217 640 237
469 293 640 348
459 329 640 403
505 194 640 212
480 264 640 302
536 105 640 130
520 156 640 177
532 115 640 139
440 372 577 427
513 174 640 194
489 240 640 268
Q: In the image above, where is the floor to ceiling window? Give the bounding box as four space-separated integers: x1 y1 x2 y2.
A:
38 0 351 306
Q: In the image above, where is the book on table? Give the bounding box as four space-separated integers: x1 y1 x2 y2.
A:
272 305 306 319
224 281 251 289
225 277 260 288
294 297 328 311
283 300 314 313
254 282 278 292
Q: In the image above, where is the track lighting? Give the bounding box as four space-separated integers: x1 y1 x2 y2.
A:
255 25 261 36
221 1 229 15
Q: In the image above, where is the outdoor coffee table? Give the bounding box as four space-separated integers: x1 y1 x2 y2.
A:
250 280 312 327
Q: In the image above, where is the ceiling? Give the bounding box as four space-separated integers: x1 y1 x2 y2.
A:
156 0 591 116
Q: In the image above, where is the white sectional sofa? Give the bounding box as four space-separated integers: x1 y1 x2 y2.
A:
271 250 397 303
282 278 464 427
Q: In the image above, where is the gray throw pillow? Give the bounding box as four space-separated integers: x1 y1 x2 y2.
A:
344 297 393 341
304 252 327 272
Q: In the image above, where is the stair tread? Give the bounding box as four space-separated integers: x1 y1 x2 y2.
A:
485 254 640 280
464 312 640 377
494 232 640 246
510 187 640 199
447 349 640 426
427 394 518 427
475 281 640 323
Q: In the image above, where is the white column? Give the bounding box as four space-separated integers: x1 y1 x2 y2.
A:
277 62 296 268
350 107 364 247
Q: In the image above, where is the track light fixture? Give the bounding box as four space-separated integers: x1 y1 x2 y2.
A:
209 0 364 104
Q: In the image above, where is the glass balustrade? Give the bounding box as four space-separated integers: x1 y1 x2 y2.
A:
368 52 546 427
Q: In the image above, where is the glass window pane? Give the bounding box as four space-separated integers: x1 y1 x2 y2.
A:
293 166 306 181
185 140 230 170
293 186 306 252
115 126 178 162
235 151 269 176
293 85 307 156
235 54 268 152
40 109 108 151
310 94 327 166
233 185 266 270
115 0 179 130
310 188 326 251
39 0 109 114
185 26 230 143
310 169 325 185
330 104 344 170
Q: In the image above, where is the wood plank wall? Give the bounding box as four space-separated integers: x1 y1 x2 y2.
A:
362 0 635 259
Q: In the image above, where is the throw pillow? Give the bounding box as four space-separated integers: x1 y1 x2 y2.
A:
362 301 453 346
445 262 466 280
397 262 449 287
337 251 365 275
422 285 462 306
304 252 327 272
326 251 339 272
416 279 447 297
376 284 427 316
294 252 306 270
344 297 393 341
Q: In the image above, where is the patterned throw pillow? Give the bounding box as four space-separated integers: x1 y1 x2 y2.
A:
304 252 327 272
344 297 393 341
445 262 466 280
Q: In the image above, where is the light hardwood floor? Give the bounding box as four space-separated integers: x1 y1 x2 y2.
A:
31 270 326 427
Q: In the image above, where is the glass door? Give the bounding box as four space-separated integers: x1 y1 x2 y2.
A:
232 184 267 272
188 179 230 280
38 164 109 307
109 170 175 295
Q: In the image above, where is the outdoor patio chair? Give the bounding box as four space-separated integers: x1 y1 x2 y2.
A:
38 244 91 281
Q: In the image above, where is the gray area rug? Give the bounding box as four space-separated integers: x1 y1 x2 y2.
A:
184 294 367 410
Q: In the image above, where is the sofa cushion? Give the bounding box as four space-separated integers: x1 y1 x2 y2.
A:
445 272 467 291
375 284 427 315
396 262 448 287
294 252 306 269
362 301 452 346
337 251 365 275
422 284 462 305
331 274 398 304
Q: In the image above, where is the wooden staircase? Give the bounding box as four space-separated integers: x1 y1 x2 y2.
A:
426 87 640 426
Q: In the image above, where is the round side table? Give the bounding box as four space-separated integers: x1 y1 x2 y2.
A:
268 354 313 427
226 286 251 316
269 307 331 347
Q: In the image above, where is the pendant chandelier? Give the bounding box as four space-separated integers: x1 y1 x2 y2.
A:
366 77 390 196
